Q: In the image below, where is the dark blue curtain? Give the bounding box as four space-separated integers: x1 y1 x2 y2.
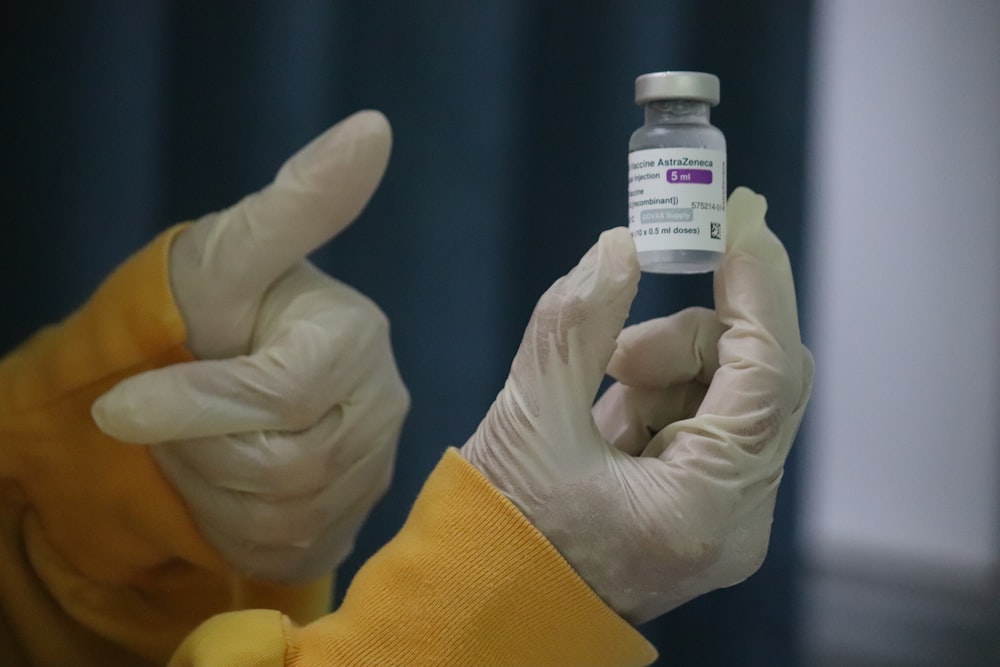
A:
1 2 812 664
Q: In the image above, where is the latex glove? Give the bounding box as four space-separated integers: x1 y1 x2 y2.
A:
92 110 410 583
461 187 813 625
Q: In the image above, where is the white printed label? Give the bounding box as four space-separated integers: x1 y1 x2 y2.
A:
627 148 727 253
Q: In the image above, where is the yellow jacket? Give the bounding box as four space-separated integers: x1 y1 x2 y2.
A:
0 229 656 666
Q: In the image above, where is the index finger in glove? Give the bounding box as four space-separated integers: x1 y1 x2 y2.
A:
655 187 812 465
92 264 403 443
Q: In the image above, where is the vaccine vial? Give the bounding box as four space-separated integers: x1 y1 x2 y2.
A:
628 71 727 273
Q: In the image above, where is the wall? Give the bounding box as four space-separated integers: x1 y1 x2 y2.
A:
803 0 1000 575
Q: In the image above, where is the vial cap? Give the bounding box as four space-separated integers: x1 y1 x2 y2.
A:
635 71 720 106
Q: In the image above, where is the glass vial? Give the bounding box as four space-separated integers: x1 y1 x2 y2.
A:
628 71 727 273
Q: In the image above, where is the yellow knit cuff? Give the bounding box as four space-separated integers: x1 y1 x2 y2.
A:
0 223 191 412
285 448 657 666
167 610 288 667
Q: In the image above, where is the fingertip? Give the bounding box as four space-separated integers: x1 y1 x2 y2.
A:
90 386 147 444
581 227 639 306
342 109 393 167
726 187 769 250
728 186 767 214
351 109 393 145
597 226 640 278
90 394 112 433
277 109 393 189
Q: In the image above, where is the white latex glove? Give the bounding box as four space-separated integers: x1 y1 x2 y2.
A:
92 110 410 583
461 187 813 625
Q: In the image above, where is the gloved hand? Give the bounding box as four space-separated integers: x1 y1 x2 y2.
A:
461 187 813 625
91 110 410 583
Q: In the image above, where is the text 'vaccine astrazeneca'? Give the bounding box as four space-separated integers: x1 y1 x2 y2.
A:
628 71 727 274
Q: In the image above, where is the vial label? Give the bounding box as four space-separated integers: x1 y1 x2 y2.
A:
627 147 727 254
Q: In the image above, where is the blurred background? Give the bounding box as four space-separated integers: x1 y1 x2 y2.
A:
1 1 997 664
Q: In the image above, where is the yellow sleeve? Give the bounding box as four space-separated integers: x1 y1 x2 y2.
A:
0 227 331 667
171 449 658 667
